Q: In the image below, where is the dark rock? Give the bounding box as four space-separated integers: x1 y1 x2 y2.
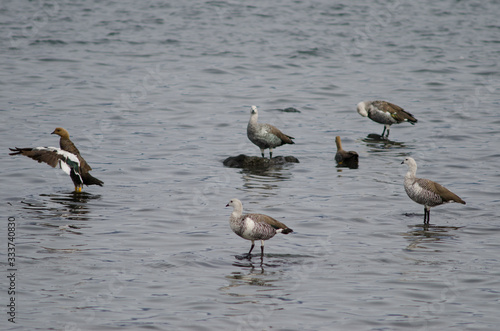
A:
282 107 301 113
223 154 299 169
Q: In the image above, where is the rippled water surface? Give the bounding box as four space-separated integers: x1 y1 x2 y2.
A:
2 0 500 330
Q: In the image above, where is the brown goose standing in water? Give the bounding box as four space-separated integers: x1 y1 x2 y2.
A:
357 101 417 138
9 127 103 192
334 136 358 168
247 105 295 158
226 198 293 259
402 157 465 224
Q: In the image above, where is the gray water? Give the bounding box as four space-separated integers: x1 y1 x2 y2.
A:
2 0 500 330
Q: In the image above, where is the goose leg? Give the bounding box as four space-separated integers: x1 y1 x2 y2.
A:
260 240 265 257
242 241 255 259
269 148 273 159
423 207 430 224
260 149 265 158
381 126 386 138
385 125 390 139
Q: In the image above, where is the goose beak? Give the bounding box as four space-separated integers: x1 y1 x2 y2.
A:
225 203 230 207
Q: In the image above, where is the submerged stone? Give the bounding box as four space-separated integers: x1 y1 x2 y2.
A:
223 154 299 169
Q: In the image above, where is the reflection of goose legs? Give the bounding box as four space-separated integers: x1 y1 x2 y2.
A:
242 240 265 259
239 241 255 259
236 240 266 260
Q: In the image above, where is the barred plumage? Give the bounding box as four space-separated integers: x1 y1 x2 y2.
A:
226 198 293 258
247 105 294 159
357 100 417 138
402 157 465 224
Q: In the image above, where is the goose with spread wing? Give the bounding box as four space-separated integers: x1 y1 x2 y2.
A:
9 127 103 192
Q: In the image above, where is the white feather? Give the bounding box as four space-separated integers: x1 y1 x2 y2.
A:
59 159 72 175
241 217 256 239
33 147 81 177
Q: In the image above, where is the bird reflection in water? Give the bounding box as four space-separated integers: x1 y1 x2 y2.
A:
363 134 407 150
221 269 275 294
402 219 463 251
41 191 99 218
225 258 286 287
20 191 100 230
240 167 293 195
233 259 265 273
222 253 294 296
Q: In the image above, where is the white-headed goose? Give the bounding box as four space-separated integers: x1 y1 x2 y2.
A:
402 157 465 224
247 105 295 159
226 198 293 259
357 101 417 138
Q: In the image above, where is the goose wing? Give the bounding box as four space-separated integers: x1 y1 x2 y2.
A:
264 124 295 145
246 213 293 233
9 147 81 177
374 101 417 124
414 178 465 204
59 138 92 172
433 181 466 204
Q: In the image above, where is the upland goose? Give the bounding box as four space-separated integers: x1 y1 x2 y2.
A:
357 101 417 138
402 157 465 224
9 127 103 192
226 198 293 258
247 105 294 158
334 136 359 167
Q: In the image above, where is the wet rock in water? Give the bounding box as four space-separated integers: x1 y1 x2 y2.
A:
271 107 301 113
282 107 301 113
223 154 299 168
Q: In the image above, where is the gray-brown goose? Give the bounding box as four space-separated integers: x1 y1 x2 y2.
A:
357 101 417 138
247 105 295 159
402 157 465 224
334 136 358 167
226 198 293 259
9 127 103 192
